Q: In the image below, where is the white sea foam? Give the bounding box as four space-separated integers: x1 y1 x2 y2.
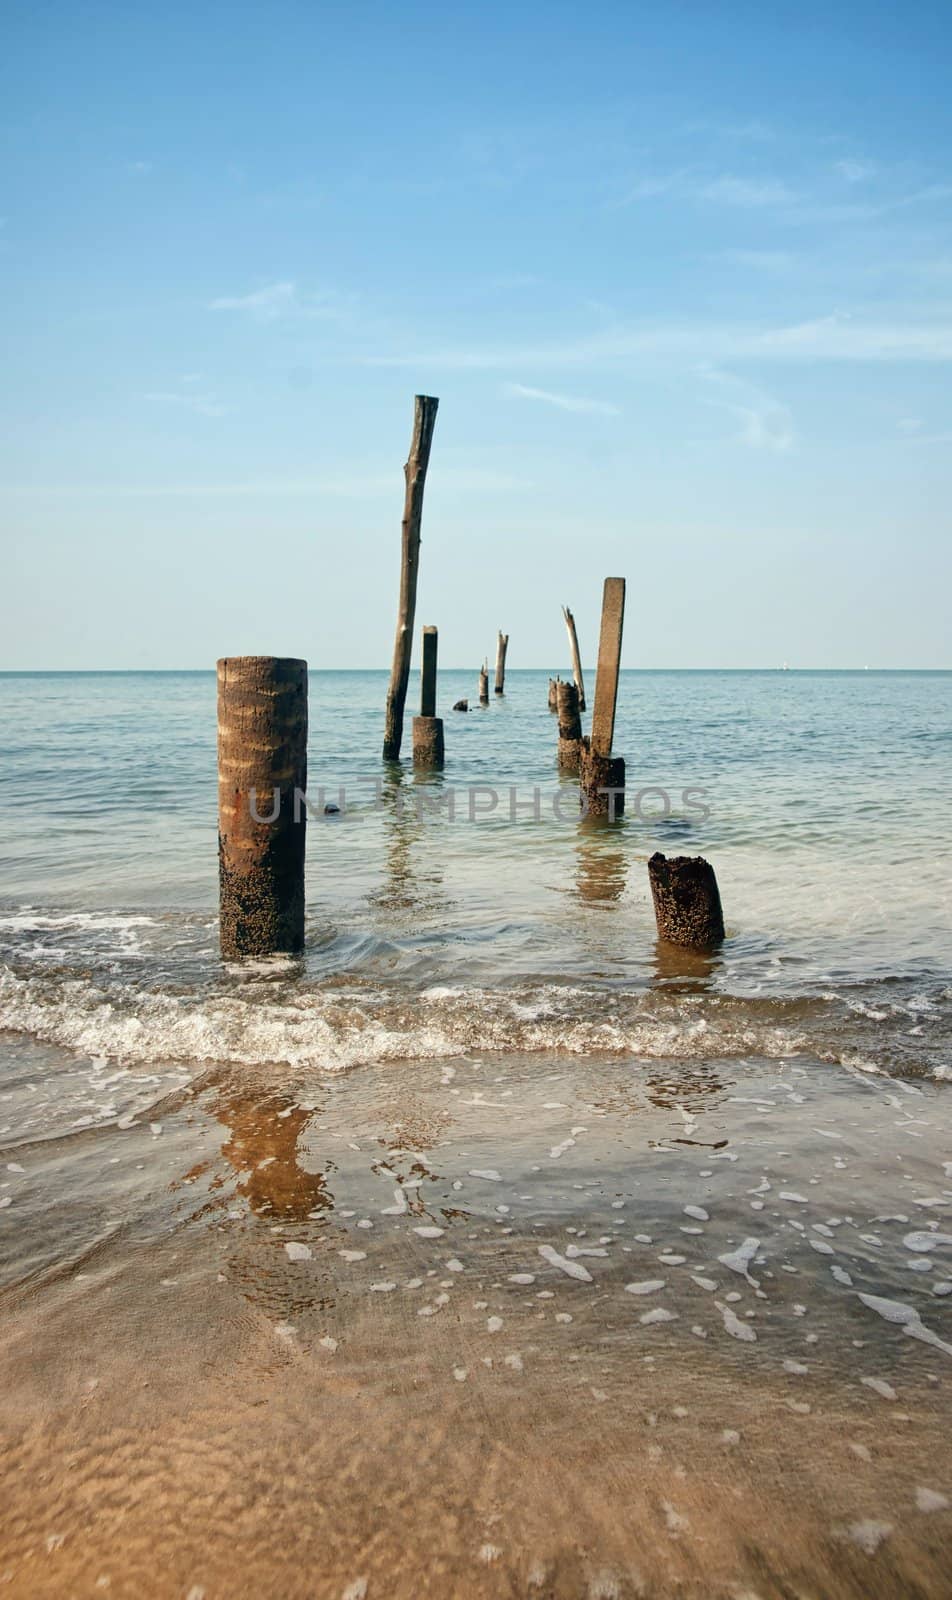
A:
0 966 844 1074
538 1245 593 1282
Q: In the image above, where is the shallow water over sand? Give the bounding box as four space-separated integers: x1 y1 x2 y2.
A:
1 1043 951 1596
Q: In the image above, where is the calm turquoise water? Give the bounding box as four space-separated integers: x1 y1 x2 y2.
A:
0 669 950 1086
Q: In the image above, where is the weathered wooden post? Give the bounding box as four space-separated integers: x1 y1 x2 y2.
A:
218 656 307 959
494 631 509 695
579 577 625 817
383 395 439 761
556 679 582 771
478 662 489 705
412 625 444 769
648 853 725 949
548 676 559 711
562 605 586 710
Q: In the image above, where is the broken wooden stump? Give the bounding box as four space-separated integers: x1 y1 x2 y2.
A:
412 624 444 769
383 395 439 761
548 676 560 711
494 631 509 695
452 699 469 712
217 656 307 960
580 577 625 817
562 604 586 710
556 679 582 772
478 663 489 705
648 852 725 950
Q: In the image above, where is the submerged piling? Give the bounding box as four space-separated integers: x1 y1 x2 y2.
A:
548 676 560 711
556 679 582 771
382 395 439 761
648 852 725 949
478 662 490 705
217 656 307 959
494 631 509 695
412 625 444 769
579 577 626 817
562 604 586 711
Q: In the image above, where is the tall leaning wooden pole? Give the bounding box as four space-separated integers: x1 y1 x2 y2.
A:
383 395 439 760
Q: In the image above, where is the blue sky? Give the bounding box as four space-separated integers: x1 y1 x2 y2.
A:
3 1 951 668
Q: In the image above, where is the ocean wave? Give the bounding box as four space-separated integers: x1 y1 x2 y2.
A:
0 964 824 1074
7 953 947 1081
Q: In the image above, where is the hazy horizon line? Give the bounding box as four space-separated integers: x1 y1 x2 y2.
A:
1 666 948 677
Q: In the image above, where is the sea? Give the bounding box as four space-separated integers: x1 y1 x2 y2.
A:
2 668 951 1595
1 668 949 1093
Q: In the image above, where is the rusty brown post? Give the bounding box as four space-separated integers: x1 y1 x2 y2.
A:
413 625 444 768
478 662 489 705
218 656 307 959
580 577 625 817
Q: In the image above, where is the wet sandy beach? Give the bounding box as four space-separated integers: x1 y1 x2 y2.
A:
1 1043 950 1597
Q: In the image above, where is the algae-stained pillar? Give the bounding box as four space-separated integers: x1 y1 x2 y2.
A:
412 624 444 768
218 656 308 959
478 662 490 705
383 395 439 761
562 604 586 711
494 631 509 695
556 679 582 772
648 852 725 949
579 577 625 817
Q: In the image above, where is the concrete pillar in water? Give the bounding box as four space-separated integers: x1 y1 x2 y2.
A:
648 852 725 949
412 625 444 768
580 577 625 817
556 679 582 772
218 656 307 959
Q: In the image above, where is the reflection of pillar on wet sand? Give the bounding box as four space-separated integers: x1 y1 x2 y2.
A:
218 1086 331 1221
575 820 628 905
371 764 448 916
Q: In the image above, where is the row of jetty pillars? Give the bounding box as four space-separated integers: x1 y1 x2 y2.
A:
218 396 724 964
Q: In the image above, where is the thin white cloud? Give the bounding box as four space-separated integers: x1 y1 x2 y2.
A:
717 248 797 273
680 118 775 143
699 174 799 208
834 158 876 183
699 366 795 453
126 160 152 175
366 312 952 370
209 281 297 319
143 390 226 418
0 467 531 499
506 382 620 416
620 170 798 209
897 417 923 433
208 280 356 324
